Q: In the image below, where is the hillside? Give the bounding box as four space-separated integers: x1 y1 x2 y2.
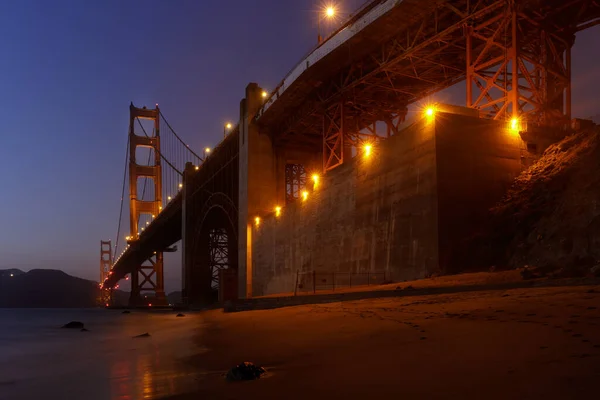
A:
467 125 600 276
0 269 125 308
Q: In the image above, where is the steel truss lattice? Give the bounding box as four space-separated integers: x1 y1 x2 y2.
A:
466 0 575 124
285 163 307 203
208 228 229 289
263 0 600 172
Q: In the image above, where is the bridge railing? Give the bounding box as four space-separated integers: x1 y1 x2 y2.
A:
293 270 394 295
255 0 393 121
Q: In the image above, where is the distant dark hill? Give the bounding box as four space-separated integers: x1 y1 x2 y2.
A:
0 269 125 308
0 269 25 278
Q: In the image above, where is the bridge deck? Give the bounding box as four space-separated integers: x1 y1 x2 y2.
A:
257 0 600 138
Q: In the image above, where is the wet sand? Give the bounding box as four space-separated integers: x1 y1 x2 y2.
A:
173 284 600 399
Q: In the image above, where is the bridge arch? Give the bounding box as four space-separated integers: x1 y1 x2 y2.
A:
187 192 238 306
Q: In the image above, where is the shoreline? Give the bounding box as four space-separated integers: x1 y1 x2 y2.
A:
168 278 600 399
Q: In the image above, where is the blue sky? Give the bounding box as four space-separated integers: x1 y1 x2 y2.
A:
0 0 598 292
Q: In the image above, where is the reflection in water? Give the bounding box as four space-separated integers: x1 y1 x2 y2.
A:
106 324 201 400
0 309 203 400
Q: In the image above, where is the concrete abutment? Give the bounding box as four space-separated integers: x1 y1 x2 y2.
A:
240 102 531 297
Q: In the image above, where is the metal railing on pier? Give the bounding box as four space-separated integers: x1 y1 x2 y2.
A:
294 270 393 296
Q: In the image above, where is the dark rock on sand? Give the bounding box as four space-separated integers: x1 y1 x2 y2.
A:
226 362 266 382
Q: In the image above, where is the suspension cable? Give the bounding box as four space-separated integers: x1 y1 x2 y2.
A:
136 118 183 176
159 110 204 161
113 135 129 263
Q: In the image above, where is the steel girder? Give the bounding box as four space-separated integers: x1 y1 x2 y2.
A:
466 0 577 124
266 0 600 172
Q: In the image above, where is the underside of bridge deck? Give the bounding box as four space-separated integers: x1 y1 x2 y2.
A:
257 0 600 171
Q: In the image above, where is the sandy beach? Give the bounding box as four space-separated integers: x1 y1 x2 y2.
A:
172 281 600 399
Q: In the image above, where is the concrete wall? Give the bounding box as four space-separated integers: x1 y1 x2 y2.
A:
252 117 440 296
434 113 525 271
249 111 525 297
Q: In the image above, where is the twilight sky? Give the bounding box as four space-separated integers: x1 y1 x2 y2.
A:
0 0 599 292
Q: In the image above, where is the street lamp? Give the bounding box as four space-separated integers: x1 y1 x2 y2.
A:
204 147 211 158
318 5 337 44
224 122 232 138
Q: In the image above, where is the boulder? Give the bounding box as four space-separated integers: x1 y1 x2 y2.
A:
62 321 84 329
226 362 266 382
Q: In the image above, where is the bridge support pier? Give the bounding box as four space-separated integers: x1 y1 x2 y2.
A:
238 84 326 299
238 83 278 299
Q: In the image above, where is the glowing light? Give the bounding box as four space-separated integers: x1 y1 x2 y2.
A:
364 144 373 157
125 276 129 281
168 196 172 201
255 216 261 226
141 227 145 231
510 117 519 131
10 273 13 277
105 303 109 307
312 174 320 187
425 106 436 117
325 6 336 18
275 206 282 217
225 123 233 130
261 91 268 98
205 147 211 153
302 190 309 201
179 183 183 189
195 165 199 171
146 221 149 225
125 236 130 241
159 206 163 211
148 303 152 307
151 215 155 219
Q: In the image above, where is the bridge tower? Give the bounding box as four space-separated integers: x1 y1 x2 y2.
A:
99 240 112 306
128 103 166 306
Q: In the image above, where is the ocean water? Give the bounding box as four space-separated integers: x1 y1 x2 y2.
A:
0 309 205 400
